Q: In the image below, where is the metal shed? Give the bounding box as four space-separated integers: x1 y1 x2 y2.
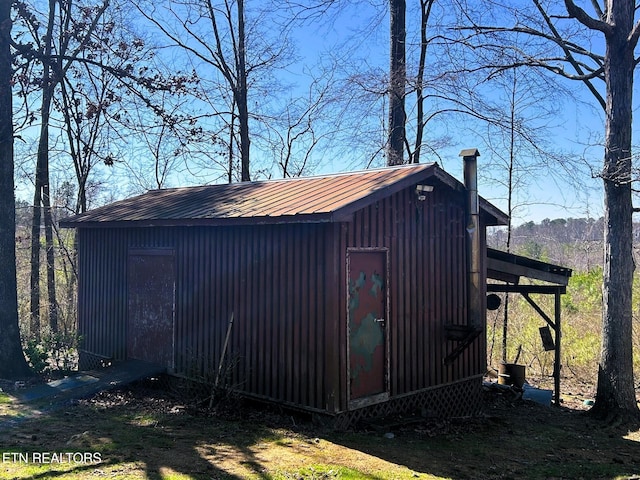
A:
61 154 508 426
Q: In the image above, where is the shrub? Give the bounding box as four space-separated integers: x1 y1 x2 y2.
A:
22 330 80 376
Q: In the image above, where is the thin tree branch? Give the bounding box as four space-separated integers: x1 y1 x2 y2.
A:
533 0 606 108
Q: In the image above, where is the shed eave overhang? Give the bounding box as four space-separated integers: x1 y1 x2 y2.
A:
480 201 509 226
59 212 337 229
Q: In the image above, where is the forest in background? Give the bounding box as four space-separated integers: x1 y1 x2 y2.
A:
488 217 608 271
487 217 640 385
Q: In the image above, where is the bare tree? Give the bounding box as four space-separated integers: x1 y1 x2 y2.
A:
120 97 189 191
290 1 535 169
477 62 568 363
136 0 292 182
14 0 110 337
0 0 33 378
264 74 338 178
410 0 435 164
55 4 197 206
13 0 197 343
459 0 640 421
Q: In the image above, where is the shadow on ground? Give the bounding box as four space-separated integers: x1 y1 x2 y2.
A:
1 383 285 479
2 377 640 479
329 395 640 479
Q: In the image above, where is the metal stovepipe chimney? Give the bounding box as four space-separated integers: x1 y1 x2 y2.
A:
461 148 481 328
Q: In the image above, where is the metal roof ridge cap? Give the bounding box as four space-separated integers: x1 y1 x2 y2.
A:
254 163 435 184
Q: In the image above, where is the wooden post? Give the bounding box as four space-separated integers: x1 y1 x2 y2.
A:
215 312 235 388
209 312 235 409
554 291 561 406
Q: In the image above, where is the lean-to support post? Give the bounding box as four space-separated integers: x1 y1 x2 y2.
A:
554 291 561 406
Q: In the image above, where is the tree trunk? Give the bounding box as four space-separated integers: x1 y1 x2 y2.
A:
44 184 58 333
30 0 57 338
35 73 59 335
388 0 406 166
236 0 250 182
31 91 60 337
591 0 639 420
30 184 42 338
0 0 33 378
412 0 430 164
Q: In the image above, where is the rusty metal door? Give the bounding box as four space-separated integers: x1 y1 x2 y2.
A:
127 249 175 369
348 250 389 404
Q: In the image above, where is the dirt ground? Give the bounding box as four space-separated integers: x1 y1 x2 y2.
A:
1 375 639 479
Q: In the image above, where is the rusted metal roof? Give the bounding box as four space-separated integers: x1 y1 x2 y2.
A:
60 163 507 228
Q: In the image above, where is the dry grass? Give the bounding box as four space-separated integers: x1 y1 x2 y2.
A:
1 380 639 480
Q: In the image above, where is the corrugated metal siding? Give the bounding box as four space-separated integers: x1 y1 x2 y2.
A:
337 185 485 410
78 228 128 361
77 223 338 412
174 223 336 410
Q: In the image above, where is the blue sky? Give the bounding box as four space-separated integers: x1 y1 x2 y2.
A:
13 0 623 226
281 0 609 224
